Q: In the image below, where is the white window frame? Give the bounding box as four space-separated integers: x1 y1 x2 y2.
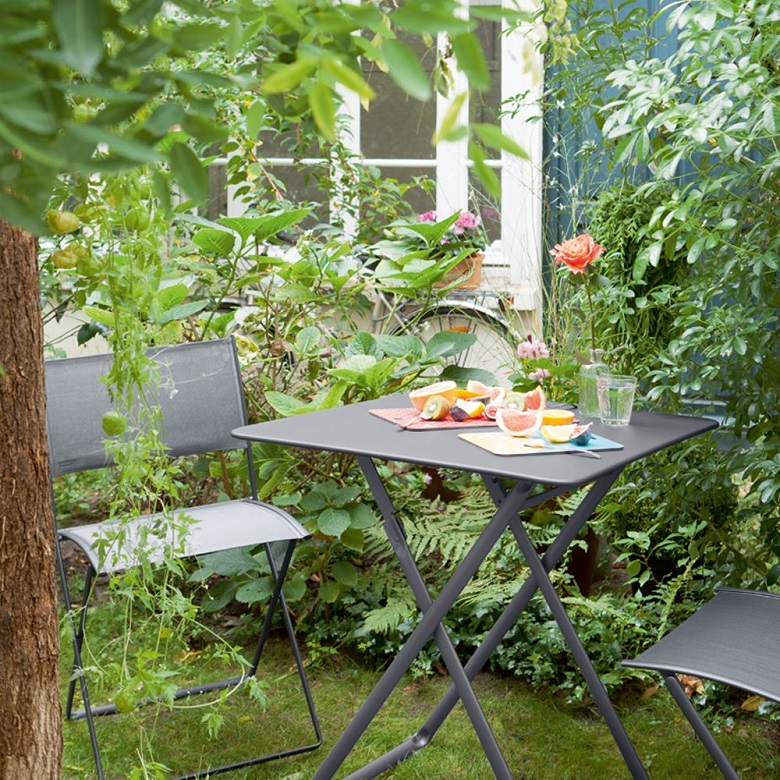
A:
226 0 544 316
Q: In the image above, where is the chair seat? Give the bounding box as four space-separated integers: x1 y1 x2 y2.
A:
624 589 780 703
60 499 310 575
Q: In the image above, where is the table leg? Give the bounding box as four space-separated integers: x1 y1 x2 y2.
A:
406 469 623 746
506 486 650 780
311 460 533 780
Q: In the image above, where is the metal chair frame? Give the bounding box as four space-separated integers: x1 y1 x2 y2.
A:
47 338 322 779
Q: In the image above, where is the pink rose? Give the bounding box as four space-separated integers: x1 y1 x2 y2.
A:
550 233 605 274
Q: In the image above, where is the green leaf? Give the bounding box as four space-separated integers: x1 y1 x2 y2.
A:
306 79 336 143
156 282 189 309
235 578 273 605
82 305 116 328
381 38 431 102
392 6 471 35
52 0 107 76
451 32 490 91
347 503 376 530
225 13 243 60
261 57 318 95
295 326 322 355
425 330 476 358
264 390 307 417
245 101 265 140
331 561 359 587
66 123 162 164
170 21 227 52
192 227 236 256
318 580 340 603
472 123 528 160
158 300 208 324
168 142 209 204
433 91 468 145
220 208 310 243
340 528 365 553
317 507 352 537
322 57 376 101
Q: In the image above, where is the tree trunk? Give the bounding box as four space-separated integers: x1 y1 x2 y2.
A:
0 220 62 777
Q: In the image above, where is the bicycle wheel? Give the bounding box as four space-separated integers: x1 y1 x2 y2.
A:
412 304 516 384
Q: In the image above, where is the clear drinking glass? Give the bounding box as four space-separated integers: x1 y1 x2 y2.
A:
597 375 637 426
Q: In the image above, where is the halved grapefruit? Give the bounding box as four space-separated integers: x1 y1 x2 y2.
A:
523 386 547 412
466 379 492 394
409 380 459 411
496 407 542 437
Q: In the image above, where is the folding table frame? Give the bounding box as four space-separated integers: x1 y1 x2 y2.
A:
234 396 717 779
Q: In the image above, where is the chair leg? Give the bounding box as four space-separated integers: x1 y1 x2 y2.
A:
665 675 740 780
55 537 104 780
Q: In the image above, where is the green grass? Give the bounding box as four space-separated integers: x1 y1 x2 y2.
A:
62 637 779 780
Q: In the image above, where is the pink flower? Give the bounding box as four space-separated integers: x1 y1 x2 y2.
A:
454 211 480 235
550 233 604 274
528 368 552 382
516 336 550 360
418 210 437 223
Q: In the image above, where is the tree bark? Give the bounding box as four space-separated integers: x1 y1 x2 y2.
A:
0 219 62 777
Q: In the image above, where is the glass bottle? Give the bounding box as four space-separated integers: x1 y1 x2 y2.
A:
578 348 610 418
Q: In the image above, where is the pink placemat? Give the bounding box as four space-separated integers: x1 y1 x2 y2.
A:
370 407 497 431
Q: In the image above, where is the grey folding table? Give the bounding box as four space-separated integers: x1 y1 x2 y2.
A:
233 395 717 779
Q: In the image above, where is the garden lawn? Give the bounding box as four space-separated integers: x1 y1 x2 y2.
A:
62 637 778 779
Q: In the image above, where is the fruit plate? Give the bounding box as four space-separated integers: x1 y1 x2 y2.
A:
370 407 497 430
458 431 623 456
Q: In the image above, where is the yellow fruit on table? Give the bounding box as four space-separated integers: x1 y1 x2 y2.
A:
541 424 577 443
542 409 576 426
409 380 459 411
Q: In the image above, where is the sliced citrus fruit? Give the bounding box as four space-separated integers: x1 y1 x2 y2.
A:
541 424 577 443
495 407 542 437
409 380 458 411
455 388 490 400
541 408 575 426
523 385 547 411
420 395 451 421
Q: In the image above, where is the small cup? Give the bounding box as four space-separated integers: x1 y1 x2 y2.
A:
597 375 637 426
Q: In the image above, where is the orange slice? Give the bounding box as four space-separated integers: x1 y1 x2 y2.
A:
542 409 576 426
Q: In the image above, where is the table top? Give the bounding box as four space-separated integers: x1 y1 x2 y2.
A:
233 396 718 487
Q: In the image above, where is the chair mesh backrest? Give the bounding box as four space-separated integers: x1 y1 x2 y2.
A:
46 339 248 477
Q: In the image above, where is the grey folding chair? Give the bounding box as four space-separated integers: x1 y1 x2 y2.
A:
624 588 780 779
46 337 321 780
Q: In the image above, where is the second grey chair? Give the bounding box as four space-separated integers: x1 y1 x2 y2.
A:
624 588 780 779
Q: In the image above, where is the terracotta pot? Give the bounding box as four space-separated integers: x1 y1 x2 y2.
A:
435 252 484 290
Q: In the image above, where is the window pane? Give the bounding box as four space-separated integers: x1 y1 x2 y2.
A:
361 34 437 160
469 12 502 161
